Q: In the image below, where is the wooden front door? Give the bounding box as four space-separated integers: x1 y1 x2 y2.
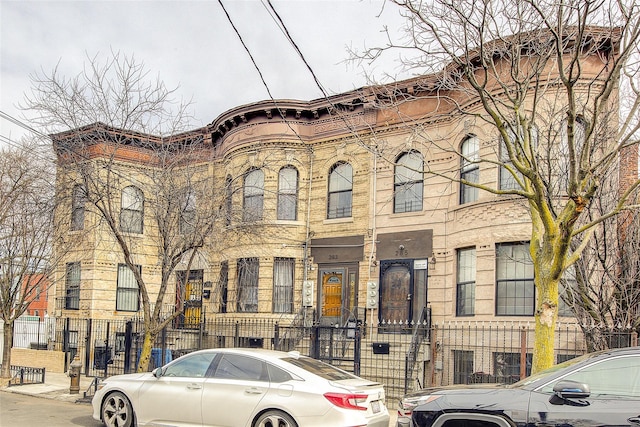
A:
319 264 358 325
322 271 343 319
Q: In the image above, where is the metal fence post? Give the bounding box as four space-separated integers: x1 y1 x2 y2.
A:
404 353 409 394
63 317 70 372
430 325 437 387
354 324 361 376
124 321 132 374
198 310 205 350
84 318 92 377
104 321 111 377
161 326 167 366
274 323 280 351
234 321 239 347
310 326 319 359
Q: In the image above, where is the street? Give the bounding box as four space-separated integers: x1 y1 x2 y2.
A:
0 392 101 427
1 390 397 426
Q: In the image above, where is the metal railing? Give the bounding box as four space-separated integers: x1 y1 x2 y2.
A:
12 315 640 404
404 307 431 393
1 365 46 386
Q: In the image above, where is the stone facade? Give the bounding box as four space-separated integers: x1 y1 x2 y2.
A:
50 33 628 330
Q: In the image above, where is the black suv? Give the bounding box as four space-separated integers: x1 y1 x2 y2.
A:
397 346 640 427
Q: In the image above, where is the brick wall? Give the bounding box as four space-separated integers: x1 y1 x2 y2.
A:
10 348 66 373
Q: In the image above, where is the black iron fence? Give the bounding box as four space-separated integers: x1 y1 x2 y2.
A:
0 365 47 386
9 313 639 403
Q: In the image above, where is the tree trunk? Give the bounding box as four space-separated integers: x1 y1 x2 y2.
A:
136 328 156 373
532 275 559 374
1 321 14 380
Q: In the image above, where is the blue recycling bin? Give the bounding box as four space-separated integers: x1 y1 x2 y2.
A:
136 347 172 369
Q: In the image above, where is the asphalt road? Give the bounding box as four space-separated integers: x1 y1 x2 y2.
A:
0 392 101 427
1 391 398 426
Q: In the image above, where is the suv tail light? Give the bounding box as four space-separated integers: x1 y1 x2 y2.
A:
324 392 369 411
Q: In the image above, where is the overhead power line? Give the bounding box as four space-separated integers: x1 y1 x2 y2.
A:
262 0 331 100
260 0 378 153
217 0 279 104
0 110 46 137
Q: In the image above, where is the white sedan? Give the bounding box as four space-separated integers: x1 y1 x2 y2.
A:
92 347 389 427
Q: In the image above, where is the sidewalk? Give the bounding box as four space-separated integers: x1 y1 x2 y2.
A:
1 371 91 404
2 372 398 426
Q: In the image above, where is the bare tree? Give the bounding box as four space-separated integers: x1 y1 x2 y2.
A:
0 141 66 382
24 52 229 372
354 0 640 372
564 182 640 351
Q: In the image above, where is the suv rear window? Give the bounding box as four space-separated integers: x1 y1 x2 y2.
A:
283 357 356 381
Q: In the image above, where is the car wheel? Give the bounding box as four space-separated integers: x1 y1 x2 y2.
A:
253 410 298 427
101 391 134 427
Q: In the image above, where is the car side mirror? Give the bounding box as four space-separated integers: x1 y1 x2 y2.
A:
152 367 163 378
552 380 590 399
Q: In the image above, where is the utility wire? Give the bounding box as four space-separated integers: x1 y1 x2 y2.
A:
0 110 57 166
217 0 279 105
221 0 373 151
217 0 308 145
262 0 331 100
0 110 46 137
262 0 379 153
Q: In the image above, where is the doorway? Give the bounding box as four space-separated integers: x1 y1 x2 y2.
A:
176 269 203 328
379 260 427 325
318 264 358 326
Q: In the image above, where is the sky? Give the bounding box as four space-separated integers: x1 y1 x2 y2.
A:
0 0 411 145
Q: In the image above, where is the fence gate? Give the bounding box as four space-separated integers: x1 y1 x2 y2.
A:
311 323 361 376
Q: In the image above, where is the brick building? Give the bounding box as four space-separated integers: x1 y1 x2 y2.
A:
20 274 51 320
50 28 631 334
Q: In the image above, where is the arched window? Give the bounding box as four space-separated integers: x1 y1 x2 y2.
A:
500 127 520 190
460 136 479 204
327 162 352 219
243 169 264 222
71 184 86 231
120 185 144 234
277 166 298 221
557 117 587 195
394 151 424 213
499 124 537 191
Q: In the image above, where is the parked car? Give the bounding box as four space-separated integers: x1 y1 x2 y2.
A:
397 346 640 427
92 347 389 427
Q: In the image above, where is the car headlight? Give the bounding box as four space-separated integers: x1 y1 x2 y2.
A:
398 395 441 417
96 380 107 391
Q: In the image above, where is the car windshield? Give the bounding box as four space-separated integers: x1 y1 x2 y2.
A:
283 357 357 381
509 352 592 389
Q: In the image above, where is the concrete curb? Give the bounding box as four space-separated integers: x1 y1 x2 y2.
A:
0 371 91 404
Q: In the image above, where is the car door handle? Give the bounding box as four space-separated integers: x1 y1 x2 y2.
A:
245 387 264 395
628 417 640 425
187 383 202 390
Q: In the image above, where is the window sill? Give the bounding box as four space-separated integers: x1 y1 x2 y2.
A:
323 217 354 225
275 219 304 226
390 210 424 218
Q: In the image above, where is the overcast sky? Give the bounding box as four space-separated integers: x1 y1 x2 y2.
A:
1 0 411 145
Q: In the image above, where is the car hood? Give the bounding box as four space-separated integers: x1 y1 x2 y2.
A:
404 383 508 399
103 372 153 384
412 384 531 414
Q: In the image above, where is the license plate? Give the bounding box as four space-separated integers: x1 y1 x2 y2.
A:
371 400 381 413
